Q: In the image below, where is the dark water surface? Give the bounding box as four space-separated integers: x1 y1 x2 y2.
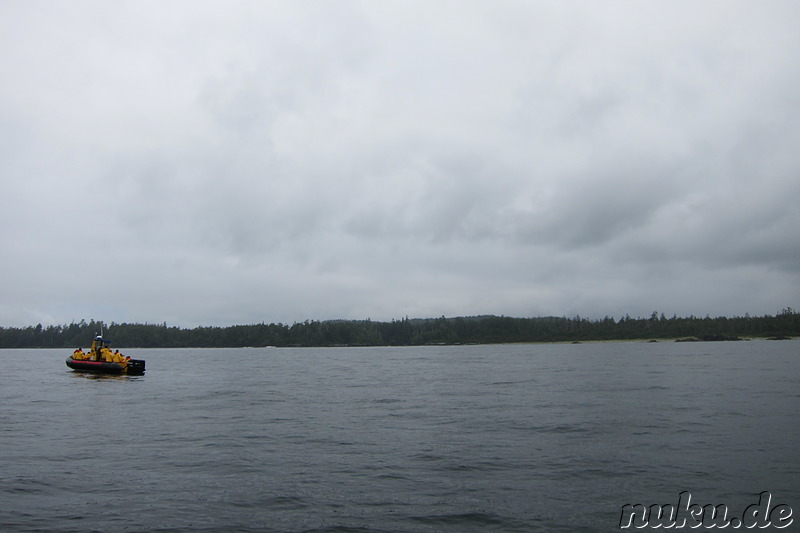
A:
1 341 798 532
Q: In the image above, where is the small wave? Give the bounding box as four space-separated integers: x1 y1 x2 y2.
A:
262 495 309 510
299 526 394 533
374 473 412 481
541 423 591 434
406 511 538 531
409 452 445 462
1 477 55 495
409 511 504 526
489 379 537 386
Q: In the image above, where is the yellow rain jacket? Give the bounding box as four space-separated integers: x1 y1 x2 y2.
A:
100 347 113 362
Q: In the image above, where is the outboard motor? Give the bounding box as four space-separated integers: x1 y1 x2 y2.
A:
127 359 146 375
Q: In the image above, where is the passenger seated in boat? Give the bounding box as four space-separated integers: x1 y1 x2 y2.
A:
72 348 86 360
100 346 114 362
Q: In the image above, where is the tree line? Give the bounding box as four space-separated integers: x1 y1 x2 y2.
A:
0 309 798 348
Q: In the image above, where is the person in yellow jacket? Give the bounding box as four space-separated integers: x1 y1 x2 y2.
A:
72 348 86 360
100 346 113 362
108 349 127 369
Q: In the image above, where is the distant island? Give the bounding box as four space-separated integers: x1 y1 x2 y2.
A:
1 308 797 348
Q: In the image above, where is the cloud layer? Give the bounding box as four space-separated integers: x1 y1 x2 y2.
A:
1 1 799 327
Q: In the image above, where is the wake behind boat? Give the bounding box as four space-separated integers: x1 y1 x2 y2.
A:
66 335 145 375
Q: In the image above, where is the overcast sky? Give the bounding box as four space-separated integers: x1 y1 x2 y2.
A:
1 1 798 328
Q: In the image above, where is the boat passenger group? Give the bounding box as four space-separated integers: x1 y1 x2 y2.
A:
71 346 130 365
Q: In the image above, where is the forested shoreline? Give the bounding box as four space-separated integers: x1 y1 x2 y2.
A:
1 309 798 348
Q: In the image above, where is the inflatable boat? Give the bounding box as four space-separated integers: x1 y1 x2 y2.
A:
66 335 146 375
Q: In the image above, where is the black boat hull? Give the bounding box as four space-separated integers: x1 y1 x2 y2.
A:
66 357 146 375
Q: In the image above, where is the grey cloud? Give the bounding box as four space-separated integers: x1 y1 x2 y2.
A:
1 1 798 327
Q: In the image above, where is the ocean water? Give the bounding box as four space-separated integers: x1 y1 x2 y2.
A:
1 341 798 532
